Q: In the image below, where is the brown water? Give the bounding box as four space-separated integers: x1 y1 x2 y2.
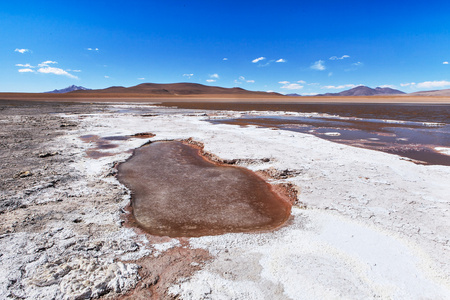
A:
117 141 291 237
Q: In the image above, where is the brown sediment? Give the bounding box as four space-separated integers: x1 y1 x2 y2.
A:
79 133 155 159
117 140 294 238
118 245 211 300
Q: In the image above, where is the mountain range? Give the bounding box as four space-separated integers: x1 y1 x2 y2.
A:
45 85 91 93
317 86 405 96
69 82 281 96
43 83 450 97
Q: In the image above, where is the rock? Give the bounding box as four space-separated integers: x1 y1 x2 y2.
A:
15 170 32 178
60 123 76 128
38 152 58 158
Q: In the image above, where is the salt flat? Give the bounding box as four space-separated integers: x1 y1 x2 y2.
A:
1 102 449 299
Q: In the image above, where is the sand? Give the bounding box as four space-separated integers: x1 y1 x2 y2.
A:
0 101 449 299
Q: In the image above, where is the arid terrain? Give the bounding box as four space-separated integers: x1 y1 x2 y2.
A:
1 97 449 299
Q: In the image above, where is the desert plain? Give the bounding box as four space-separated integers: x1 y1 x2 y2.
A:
0 94 449 299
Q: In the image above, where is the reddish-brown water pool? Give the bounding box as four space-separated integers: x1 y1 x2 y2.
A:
117 141 291 237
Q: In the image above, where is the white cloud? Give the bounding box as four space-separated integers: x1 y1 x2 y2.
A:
276 59 286 63
223 58 228 61
104 76 110 78
252 57 266 63
302 92 319 96
72 70 82 72
18 68 35 73
329 55 350 60
281 83 304 90
183 73 194 78
246 80 255 83
206 79 216 83
87 48 99 51
15 63 34 68
15 48 30 54
444 61 449 65
138 78 145 80
38 61 57 67
328 72 333 77
279 81 304 90
400 82 415 87
37 67 78 79
322 84 357 89
352 62 363 66
310 60 326 71
210 73 219 79
378 84 396 89
297 80 306 84
416 80 450 89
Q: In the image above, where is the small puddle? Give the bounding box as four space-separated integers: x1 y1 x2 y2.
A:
79 133 155 159
117 141 292 237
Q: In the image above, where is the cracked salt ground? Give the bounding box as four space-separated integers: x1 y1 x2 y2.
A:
169 209 449 299
1 102 449 299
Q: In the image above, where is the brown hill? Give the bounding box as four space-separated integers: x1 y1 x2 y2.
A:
72 82 282 96
409 89 450 96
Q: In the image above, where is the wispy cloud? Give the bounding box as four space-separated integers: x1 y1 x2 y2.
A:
310 60 326 71
183 73 194 78
38 61 57 67
18 68 35 73
252 57 266 63
16 60 77 78
279 81 304 90
104 76 110 78
206 79 216 83
236 76 255 83
276 58 286 63
444 61 449 65
138 78 145 80
400 81 450 89
15 63 34 68
378 84 396 89
321 84 358 89
329 55 350 60
15 48 30 54
416 80 450 89
223 58 228 61
37 66 78 79
87 48 99 51
210 73 219 79
344 61 364 71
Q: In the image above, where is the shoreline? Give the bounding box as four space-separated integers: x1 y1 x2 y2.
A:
1 94 450 104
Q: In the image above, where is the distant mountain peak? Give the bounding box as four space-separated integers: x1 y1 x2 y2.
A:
45 85 90 94
318 85 405 96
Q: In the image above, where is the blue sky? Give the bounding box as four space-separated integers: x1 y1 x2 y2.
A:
1 0 450 94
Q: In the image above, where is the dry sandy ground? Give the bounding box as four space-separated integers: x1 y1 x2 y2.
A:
0 101 449 299
1 92 450 103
